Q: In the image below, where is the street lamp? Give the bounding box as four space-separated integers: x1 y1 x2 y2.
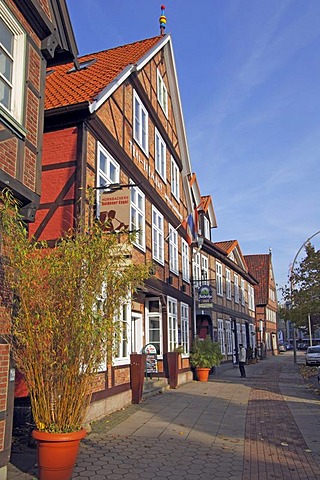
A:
290 229 320 363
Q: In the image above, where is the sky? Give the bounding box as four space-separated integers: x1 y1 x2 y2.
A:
67 0 320 293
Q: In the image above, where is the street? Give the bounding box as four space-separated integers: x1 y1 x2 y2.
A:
9 352 320 479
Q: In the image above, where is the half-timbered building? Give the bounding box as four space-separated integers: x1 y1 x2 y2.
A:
29 32 207 420
0 0 77 475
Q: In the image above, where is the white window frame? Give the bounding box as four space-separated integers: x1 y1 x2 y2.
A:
168 297 178 352
216 262 223 296
180 303 189 355
201 255 209 283
226 269 231 300
169 224 178 275
0 1 26 125
130 184 145 251
152 206 164 265
234 274 239 304
192 251 201 286
204 216 211 240
241 278 245 306
113 303 131 366
96 143 120 217
225 320 233 355
171 157 179 200
133 90 148 155
248 284 255 311
146 297 163 356
155 128 166 180
218 319 225 355
181 238 190 282
157 69 168 116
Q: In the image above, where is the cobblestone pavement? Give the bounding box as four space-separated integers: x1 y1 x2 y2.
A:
8 352 320 479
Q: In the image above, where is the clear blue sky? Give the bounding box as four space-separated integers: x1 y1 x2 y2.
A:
67 0 320 293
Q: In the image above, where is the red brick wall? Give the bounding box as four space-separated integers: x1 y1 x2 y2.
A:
29 127 78 241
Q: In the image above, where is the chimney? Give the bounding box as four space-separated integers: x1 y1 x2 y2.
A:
159 5 167 35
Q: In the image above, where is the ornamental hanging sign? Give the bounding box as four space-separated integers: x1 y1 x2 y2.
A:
99 189 130 232
198 284 213 303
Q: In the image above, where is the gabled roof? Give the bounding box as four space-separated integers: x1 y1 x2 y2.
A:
244 254 270 305
213 240 248 272
45 35 163 110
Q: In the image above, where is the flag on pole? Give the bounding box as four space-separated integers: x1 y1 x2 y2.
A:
181 208 199 245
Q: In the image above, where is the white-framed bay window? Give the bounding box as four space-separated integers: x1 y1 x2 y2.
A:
180 303 189 355
192 251 201 286
248 284 255 312
225 320 233 355
114 303 131 365
152 206 164 264
97 143 120 217
226 268 231 300
146 297 162 355
0 1 26 126
169 224 178 274
181 238 190 282
216 262 223 296
171 157 179 200
234 274 239 304
155 128 166 180
157 69 168 116
201 255 208 283
168 297 178 352
204 216 211 240
133 90 148 154
218 319 225 355
130 184 145 250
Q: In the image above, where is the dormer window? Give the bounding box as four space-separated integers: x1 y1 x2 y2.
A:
157 69 168 116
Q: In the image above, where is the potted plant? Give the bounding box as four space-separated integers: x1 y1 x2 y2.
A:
190 336 223 381
0 191 149 480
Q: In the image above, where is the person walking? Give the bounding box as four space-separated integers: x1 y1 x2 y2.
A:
239 344 247 378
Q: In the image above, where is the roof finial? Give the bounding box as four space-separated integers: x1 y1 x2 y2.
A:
159 5 167 35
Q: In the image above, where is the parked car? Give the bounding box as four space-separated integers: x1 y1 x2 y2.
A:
278 344 286 353
285 343 293 351
305 345 320 366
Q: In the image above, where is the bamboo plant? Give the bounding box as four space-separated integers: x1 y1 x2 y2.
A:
0 190 149 433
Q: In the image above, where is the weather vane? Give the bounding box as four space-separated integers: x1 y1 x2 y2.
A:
159 5 166 35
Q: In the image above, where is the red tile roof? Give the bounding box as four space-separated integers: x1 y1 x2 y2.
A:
214 240 238 255
45 36 163 110
244 254 270 305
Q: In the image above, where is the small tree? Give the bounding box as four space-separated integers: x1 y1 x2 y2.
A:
0 190 149 433
190 336 223 369
281 243 320 329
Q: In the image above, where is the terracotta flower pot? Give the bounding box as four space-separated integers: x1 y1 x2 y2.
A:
196 367 210 382
32 428 87 480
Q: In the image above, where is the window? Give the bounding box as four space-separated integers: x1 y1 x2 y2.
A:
114 303 131 364
152 206 164 264
133 91 148 154
169 224 178 274
225 320 233 355
168 297 178 352
234 274 239 304
97 143 120 216
218 319 225 355
241 278 245 306
155 129 166 180
201 255 208 283
181 239 190 282
146 298 162 355
216 262 223 296
226 269 231 300
130 185 145 250
180 303 189 355
171 157 179 200
192 251 201 285
204 216 211 240
241 323 247 348
157 69 168 116
248 284 255 311
0 2 26 124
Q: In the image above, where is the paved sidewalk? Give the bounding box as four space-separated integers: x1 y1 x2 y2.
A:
8 352 320 479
